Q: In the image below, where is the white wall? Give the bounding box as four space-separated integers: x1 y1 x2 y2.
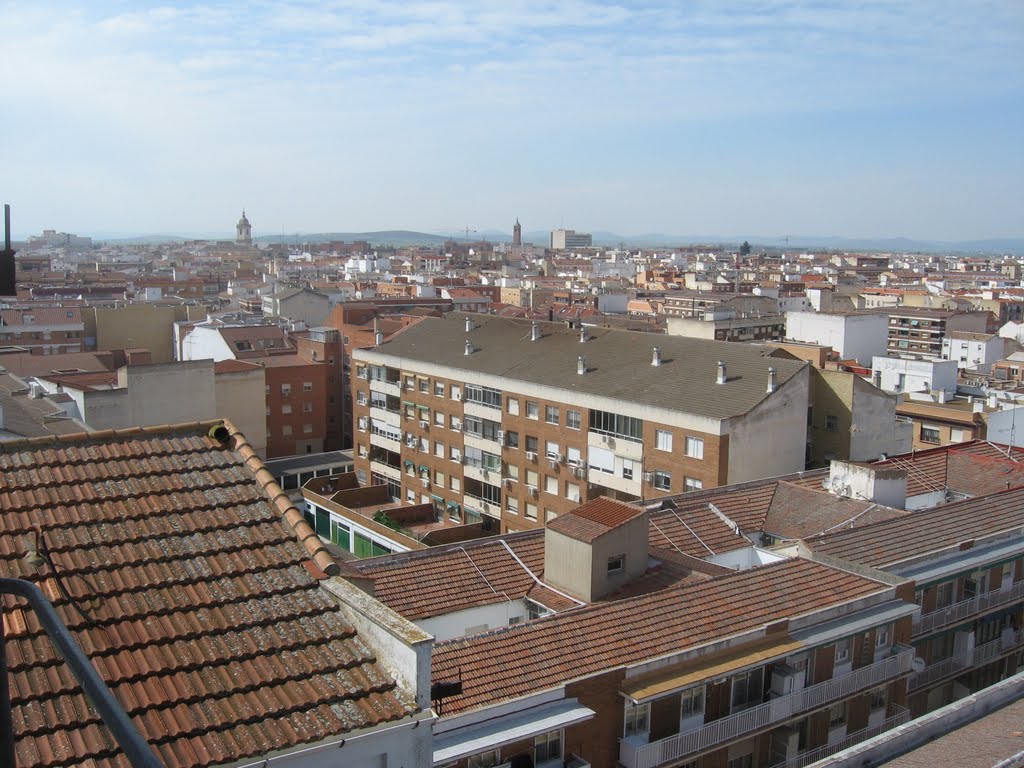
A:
417 600 530 642
786 312 888 366
181 325 235 362
726 366 810 483
871 357 958 395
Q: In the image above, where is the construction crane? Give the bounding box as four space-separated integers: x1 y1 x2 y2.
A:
464 226 477 242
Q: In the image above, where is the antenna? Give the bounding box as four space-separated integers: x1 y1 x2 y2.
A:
1 203 16 296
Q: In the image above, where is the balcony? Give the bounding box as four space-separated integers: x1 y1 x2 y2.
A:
914 580 1024 636
769 705 910 768
618 645 914 768
369 378 401 398
908 629 1023 692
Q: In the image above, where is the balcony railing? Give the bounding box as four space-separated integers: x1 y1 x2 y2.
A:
619 645 914 768
914 580 1024 636
769 705 911 768
908 629 1023 692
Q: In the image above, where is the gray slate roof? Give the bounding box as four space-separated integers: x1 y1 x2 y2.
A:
364 314 807 420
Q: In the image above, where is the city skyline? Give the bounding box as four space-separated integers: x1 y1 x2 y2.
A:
7 1 1024 241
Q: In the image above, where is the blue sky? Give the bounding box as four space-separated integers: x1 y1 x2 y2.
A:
6 0 1023 241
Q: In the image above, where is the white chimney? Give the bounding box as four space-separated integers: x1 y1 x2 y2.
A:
577 356 587 375
465 317 475 332
652 347 662 367
766 367 777 393
464 339 474 355
374 330 384 346
973 401 985 413
531 321 541 341
989 393 999 409
579 327 589 343
716 360 727 385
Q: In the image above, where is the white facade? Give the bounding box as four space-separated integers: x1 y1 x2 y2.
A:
181 324 237 362
941 335 1003 371
786 312 889 366
870 356 959 395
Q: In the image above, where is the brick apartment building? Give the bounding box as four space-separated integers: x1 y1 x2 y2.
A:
351 314 810 533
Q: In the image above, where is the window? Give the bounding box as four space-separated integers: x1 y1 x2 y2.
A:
730 667 763 711
526 469 539 488
450 477 461 493
525 503 538 521
507 397 520 415
920 424 941 444
685 436 704 459
608 554 624 573
680 686 705 720
828 701 847 729
302 402 313 413
434 381 445 396
434 470 445 486
835 638 851 664
507 496 519 514
526 435 539 453
545 476 558 495
545 508 557 522
434 410 445 426
506 430 520 449
936 580 954 607
526 400 540 419
826 415 840 434
655 429 673 452
567 409 581 430
281 384 292 396
434 442 444 458
589 409 643 441
566 482 580 502
622 458 634 480
545 441 560 460
875 624 891 648
684 477 703 492
465 383 502 408
624 702 650 737
450 415 462 431
302 381 313 392
282 425 292 436
653 470 671 490
534 730 562 765
468 750 500 768
451 384 461 400
869 686 888 712
450 446 462 463
418 377 429 392
545 405 559 424
303 424 313 434
567 446 582 466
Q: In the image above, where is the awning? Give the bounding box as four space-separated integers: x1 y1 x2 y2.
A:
417 403 430 411
621 635 803 704
433 699 595 764
403 460 414 468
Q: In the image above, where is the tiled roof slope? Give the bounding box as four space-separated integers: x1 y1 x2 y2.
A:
0 422 414 768
762 482 907 539
364 314 807 420
432 558 889 715
874 441 1024 498
805 485 1024 568
546 497 644 544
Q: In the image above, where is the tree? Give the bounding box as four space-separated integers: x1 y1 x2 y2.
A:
740 240 752 256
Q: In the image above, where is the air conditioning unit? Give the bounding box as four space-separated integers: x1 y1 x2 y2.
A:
420 478 430 488
557 453 565 463
454 393 463 401
548 459 559 470
496 430 505 445
528 487 539 498
419 420 429 429
572 466 586 478
770 664 807 697
526 451 538 461
504 478 515 489
642 471 655 483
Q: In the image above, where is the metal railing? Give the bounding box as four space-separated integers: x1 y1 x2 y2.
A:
909 629 1023 692
0 577 161 767
914 581 1024 636
619 645 915 768
769 705 911 768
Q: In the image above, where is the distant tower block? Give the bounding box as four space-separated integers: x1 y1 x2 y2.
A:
236 210 252 244
512 218 522 247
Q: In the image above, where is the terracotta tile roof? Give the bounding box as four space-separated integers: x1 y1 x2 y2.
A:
805 485 1024 568
762 481 908 539
0 308 83 327
431 558 890 715
546 497 644 543
0 421 413 768
875 440 1024 497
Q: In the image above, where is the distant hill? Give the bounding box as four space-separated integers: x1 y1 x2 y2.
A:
256 230 452 247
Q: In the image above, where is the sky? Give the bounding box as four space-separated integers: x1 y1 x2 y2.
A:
6 1 1024 242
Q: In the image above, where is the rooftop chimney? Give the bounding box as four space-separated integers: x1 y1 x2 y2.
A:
577 355 587 375
716 360 727 385
374 330 384 346
766 367 777 393
465 317 475 332
464 339 474 356
531 321 541 342
579 326 589 343
651 347 662 367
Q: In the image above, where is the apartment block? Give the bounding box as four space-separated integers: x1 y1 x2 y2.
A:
785 311 888 367
886 308 991 359
0 307 86 354
351 315 810 533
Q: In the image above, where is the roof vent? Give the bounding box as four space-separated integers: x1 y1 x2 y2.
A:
766 367 777 393
652 347 662 367
209 424 231 443
716 360 727 385
531 321 541 342
465 317 475 332
374 330 384 346
577 355 587 375
464 339 474 356
579 326 589 343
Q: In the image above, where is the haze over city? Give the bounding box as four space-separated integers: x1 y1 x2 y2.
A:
7 0 1024 241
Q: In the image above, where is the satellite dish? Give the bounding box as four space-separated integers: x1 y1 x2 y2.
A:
912 657 927 674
